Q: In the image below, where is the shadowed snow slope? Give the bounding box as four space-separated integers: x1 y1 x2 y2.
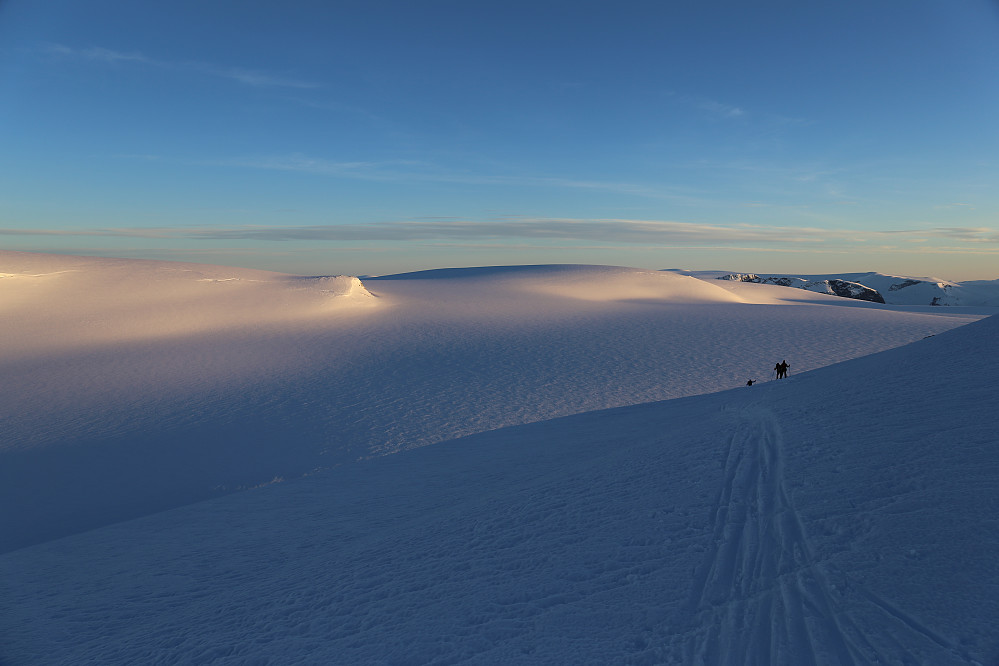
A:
0 252 985 553
0 310 995 664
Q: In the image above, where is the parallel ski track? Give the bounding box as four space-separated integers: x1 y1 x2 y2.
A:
672 404 973 665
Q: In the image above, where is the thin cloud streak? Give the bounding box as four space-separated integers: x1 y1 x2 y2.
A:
697 99 744 118
667 91 746 119
43 43 322 89
216 154 704 203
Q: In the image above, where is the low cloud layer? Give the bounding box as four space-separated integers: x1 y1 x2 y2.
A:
2 219 996 249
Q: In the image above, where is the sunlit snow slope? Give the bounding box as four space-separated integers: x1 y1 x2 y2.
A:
0 251 985 554
1 300 995 664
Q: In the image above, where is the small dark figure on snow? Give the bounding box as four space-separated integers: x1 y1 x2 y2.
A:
746 379 755 386
776 360 790 379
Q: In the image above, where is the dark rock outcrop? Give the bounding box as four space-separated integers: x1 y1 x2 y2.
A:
827 279 885 303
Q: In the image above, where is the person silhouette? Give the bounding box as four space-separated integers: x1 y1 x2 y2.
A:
777 360 789 379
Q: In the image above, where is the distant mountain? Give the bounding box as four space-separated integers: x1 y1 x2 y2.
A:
712 272 999 307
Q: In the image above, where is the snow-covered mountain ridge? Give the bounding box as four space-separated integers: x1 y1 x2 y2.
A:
718 273 886 303
705 271 999 306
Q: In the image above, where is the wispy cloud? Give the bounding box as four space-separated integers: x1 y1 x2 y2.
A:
883 226 999 243
697 99 745 118
52 45 148 64
112 153 162 161
663 91 814 132
933 203 976 211
210 153 705 203
667 92 746 119
42 43 322 89
213 154 388 177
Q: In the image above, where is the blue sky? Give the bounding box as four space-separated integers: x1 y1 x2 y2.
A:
1 0 997 279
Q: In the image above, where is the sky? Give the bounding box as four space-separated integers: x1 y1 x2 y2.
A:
1 0 997 280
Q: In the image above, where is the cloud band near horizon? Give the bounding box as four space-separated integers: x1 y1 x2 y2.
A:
2 219 997 248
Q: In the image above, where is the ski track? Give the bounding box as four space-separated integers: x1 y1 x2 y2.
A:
675 403 974 666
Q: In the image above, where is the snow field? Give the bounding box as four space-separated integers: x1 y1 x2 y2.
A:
1 315 996 663
0 256 981 553
0 251 996 664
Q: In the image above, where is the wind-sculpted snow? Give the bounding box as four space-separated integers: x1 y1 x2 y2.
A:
1 314 995 664
0 253 986 553
294 274 373 299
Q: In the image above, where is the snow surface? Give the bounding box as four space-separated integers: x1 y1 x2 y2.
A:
0 251 996 664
